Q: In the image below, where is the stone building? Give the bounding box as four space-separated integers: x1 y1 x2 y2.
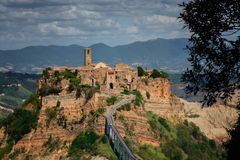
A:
51 48 138 93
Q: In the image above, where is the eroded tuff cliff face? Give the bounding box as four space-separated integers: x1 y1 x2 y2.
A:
137 77 171 102
115 105 160 147
8 77 107 159
181 99 238 143
134 77 237 144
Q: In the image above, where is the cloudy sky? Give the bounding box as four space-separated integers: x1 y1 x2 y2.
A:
0 0 189 50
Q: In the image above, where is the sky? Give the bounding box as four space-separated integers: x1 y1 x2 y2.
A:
0 0 190 50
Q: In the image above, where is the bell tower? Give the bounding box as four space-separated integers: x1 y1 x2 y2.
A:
84 48 92 66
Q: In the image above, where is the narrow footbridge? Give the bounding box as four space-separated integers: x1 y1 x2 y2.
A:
105 95 136 160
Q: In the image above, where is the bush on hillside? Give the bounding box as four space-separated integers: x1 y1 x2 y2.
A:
0 109 38 143
150 69 169 79
137 66 145 77
146 112 225 160
68 129 117 160
106 96 118 106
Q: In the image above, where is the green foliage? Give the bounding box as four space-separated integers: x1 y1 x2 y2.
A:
70 129 99 151
60 69 77 79
43 135 61 153
150 69 161 78
45 101 60 127
117 103 131 111
141 78 148 85
0 109 38 143
68 129 117 160
180 1 240 158
85 87 97 101
146 91 150 99
147 111 175 140
42 67 51 79
137 66 145 77
131 90 144 106
146 112 225 160
57 115 67 128
138 145 168 160
180 0 240 106
9 148 25 160
95 82 100 91
38 84 62 97
0 142 14 159
22 94 40 112
106 96 118 106
121 89 144 106
69 77 81 88
150 69 169 79
121 89 130 95
92 107 106 122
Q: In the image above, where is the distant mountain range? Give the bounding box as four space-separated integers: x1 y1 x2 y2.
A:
0 38 189 73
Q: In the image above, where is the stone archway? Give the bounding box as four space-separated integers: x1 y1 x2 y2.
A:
109 83 114 89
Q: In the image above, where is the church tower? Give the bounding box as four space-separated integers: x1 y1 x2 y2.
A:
84 48 92 66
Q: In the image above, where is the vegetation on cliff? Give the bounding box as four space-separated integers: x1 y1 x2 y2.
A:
68 128 117 160
150 69 169 79
119 111 225 160
0 94 40 158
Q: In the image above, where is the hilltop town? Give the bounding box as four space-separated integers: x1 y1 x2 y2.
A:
41 48 170 100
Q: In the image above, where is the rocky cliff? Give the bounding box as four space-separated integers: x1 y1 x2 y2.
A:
2 72 109 159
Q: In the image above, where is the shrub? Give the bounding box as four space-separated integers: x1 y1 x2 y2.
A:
150 69 169 79
68 129 99 158
0 142 14 159
95 82 100 91
60 69 77 79
137 66 145 77
117 103 131 111
0 109 38 143
146 91 150 99
121 89 130 95
43 135 61 152
92 107 106 122
22 94 40 112
106 96 118 106
131 90 144 106
141 78 148 85
69 130 117 160
138 144 168 160
42 67 52 79
45 101 60 127
69 77 81 88
38 84 62 97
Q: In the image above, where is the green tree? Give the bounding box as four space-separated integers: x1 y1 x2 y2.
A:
179 0 240 159
150 69 161 78
137 66 145 77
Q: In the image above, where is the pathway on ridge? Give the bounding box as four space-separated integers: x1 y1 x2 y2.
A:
104 94 136 160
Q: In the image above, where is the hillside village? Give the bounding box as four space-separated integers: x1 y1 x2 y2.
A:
0 48 237 160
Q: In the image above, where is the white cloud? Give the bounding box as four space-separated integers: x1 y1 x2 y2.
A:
135 15 177 25
57 6 102 20
0 0 189 49
38 21 86 36
123 26 138 34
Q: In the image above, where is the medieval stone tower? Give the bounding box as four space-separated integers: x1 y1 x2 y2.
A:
84 48 92 66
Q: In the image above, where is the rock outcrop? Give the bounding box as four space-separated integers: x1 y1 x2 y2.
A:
181 98 238 143
137 78 171 102
12 91 107 159
115 105 160 147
